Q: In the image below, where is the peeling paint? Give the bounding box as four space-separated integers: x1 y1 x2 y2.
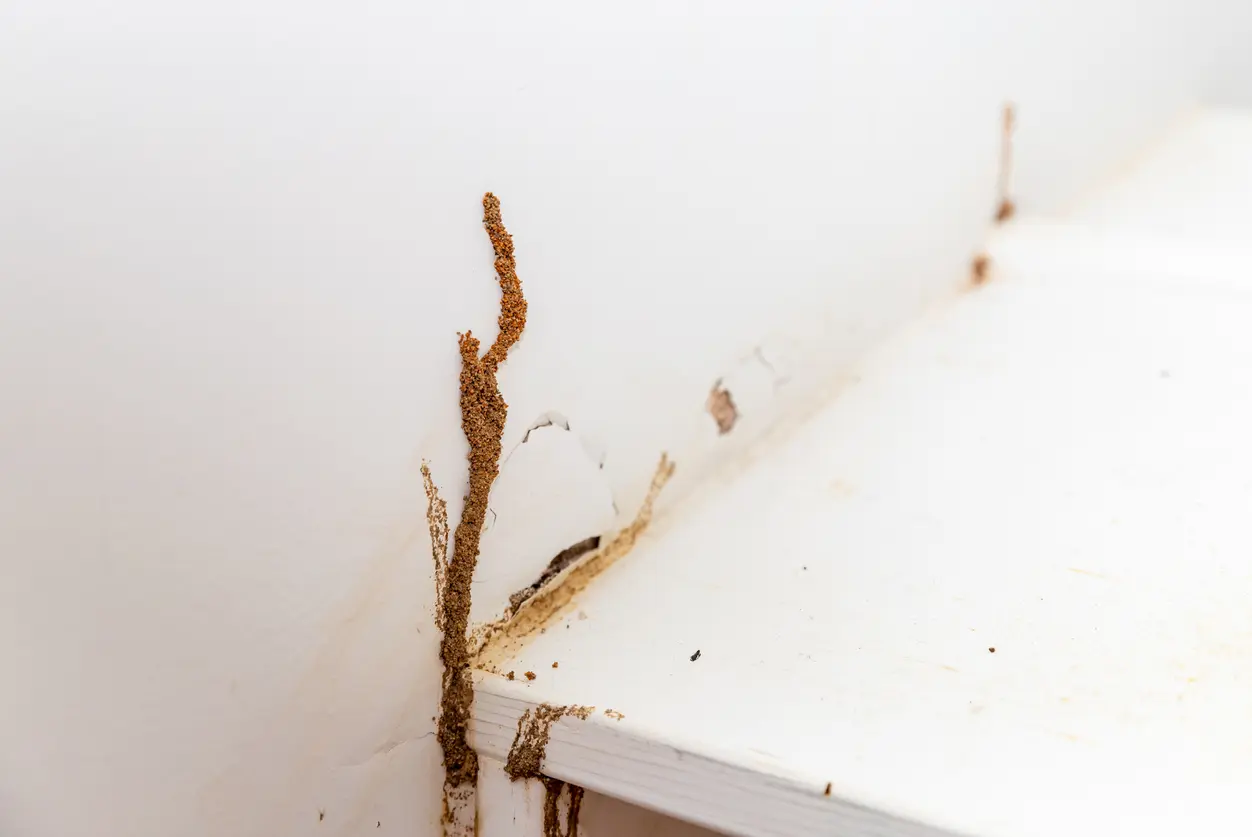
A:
706 379 739 435
472 422 617 628
507 536 601 613
520 411 571 444
474 454 675 668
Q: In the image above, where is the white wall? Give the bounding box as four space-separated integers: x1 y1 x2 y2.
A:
3 2 1251 836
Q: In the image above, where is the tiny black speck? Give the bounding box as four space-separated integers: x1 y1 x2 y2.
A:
690 650 701 662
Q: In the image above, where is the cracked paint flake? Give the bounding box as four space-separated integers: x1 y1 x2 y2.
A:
474 453 675 668
706 379 738 435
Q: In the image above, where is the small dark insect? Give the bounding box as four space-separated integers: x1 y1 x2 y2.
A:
506 671 515 681
377 822 381 828
551 661 559 669
690 650 701 662
988 647 996 654
318 810 325 822
824 782 832 797
524 671 536 680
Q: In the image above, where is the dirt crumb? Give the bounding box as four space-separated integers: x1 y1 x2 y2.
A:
824 782 832 797
421 465 449 632
507 671 515 681
505 705 594 780
604 709 625 720
524 671 536 681
551 661 559 669
706 379 738 435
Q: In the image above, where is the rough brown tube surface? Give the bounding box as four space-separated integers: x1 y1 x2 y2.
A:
433 193 528 817
504 704 594 781
542 777 584 837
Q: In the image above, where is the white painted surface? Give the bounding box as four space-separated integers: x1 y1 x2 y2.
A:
4 2 1252 835
471 111 1252 837
478 756 724 837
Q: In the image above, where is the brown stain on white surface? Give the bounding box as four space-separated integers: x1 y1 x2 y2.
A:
994 102 1017 223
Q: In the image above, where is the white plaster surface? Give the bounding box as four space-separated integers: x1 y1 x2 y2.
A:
4 3 1252 835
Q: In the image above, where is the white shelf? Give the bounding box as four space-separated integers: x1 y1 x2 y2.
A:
470 111 1252 837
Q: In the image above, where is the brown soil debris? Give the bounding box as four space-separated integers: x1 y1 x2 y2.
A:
421 464 449 632
476 454 675 667
433 193 528 825
541 777 584 837
481 192 529 372
504 704 594 781
706 379 738 435
994 103 1016 224
524 671 536 681
604 709 624 720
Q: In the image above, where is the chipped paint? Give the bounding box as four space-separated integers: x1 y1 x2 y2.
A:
508 536 602 614
706 379 739 435
474 454 675 668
